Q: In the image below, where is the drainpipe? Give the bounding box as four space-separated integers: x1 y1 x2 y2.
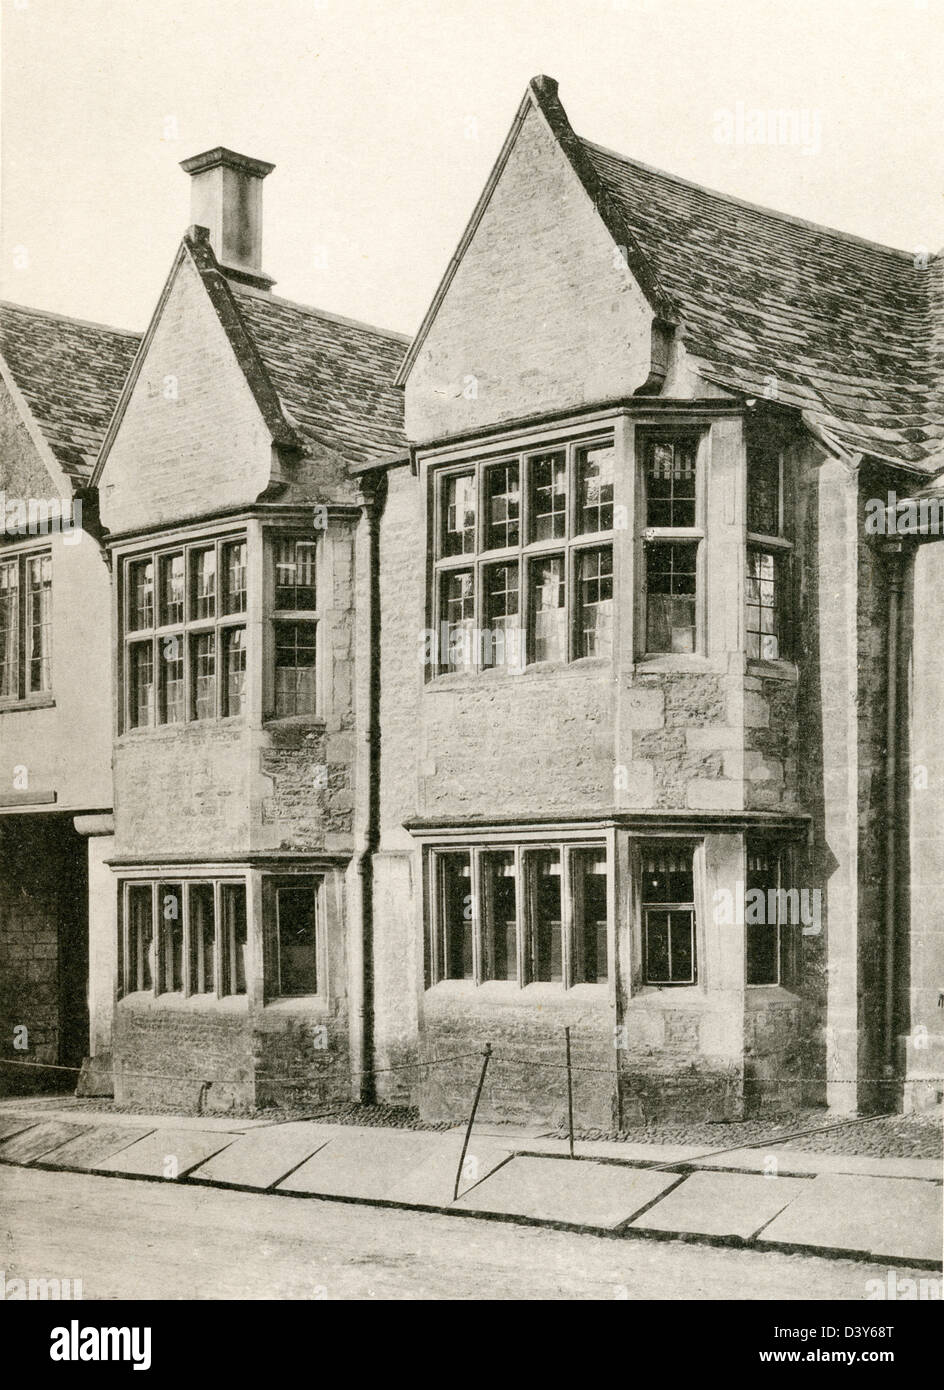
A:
353 474 385 1105
882 541 906 1089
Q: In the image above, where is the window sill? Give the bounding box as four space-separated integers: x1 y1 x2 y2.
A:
117 717 247 743
425 979 609 1002
746 659 798 683
0 694 55 713
117 991 249 1012
745 983 801 1004
628 985 706 1005
261 994 331 1014
262 713 326 731
426 658 611 690
633 654 714 675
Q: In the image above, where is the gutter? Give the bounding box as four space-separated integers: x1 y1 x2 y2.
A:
882 543 906 1086
352 474 385 1105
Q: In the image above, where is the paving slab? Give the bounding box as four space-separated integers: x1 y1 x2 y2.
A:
453 1155 681 1229
0 1115 40 1142
95 1128 234 1180
188 1122 332 1189
629 1169 809 1240
0 1120 91 1165
759 1174 943 1264
692 1148 942 1182
384 1132 512 1206
277 1128 445 1201
40 1125 155 1171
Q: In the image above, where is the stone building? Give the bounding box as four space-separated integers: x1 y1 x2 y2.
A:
0 76 941 1124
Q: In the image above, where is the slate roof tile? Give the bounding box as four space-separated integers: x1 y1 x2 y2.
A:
0 301 140 481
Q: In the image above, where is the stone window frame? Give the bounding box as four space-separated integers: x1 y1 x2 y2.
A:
120 531 248 732
745 433 793 663
429 432 616 676
628 836 708 995
635 430 707 660
117 875 247 1001
261 872 326 1001
265 532 321 721
0 544 52 707
745 838 799 989
426 839 611 990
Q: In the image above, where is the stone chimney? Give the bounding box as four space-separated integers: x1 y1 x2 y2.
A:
180 147 275 289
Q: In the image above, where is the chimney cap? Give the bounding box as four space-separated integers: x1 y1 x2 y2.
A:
180 147 275 179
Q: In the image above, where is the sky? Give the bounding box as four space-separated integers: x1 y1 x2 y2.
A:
1 0 943 336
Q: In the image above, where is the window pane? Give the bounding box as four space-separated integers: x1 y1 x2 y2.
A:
484 461 520 549
26 554 51 693
128 558 154 630
129 641 154 728
274 621 316 716
441 474 476 557
528 555 566 664
641 843 695 904
221 884 247 996
577 444 614 533
157 882 183 994
157 634 184 724
277 882 318 994
222 626 247 717
440 569 474 673
746 844 781 985
482 851 517 981
526 849 562 983
746 548 782 661
529 452 567 541
158 552 184 627
191 631 216 720
573 848 608 983
483 562 521 670
646 541 697 653
642 843 696 985
190 547 216 620
188 882 216 994
222 540 247 614
438 853 473 981
576 546 613 659
747 440 781 536
127 884 153 993
274 538 316 611
646 439 697 528
0 560 19 699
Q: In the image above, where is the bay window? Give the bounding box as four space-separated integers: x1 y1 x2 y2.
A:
429 842 610 988
122 533 246 729
431 435 615 674
118 877 247 998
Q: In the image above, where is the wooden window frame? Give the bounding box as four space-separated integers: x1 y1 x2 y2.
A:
745 445 794 662
427 841 610 989
745 840 797 988
637 432 706 659
0 546 52 705
267 534 321 720
268 874 324 998
638 838 700 987
121 533 247 732
118 876 247 999
430 435 616 675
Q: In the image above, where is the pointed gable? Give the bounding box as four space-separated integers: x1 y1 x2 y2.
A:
97 237 290 534
400 78 659 443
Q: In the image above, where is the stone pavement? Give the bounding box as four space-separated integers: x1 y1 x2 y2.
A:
0 1100 939 1268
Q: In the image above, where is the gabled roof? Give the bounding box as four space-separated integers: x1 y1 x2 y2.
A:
398 75 943 472
93 229 407 485
231 283 408 466
583 141 939 469
0 301 140 482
